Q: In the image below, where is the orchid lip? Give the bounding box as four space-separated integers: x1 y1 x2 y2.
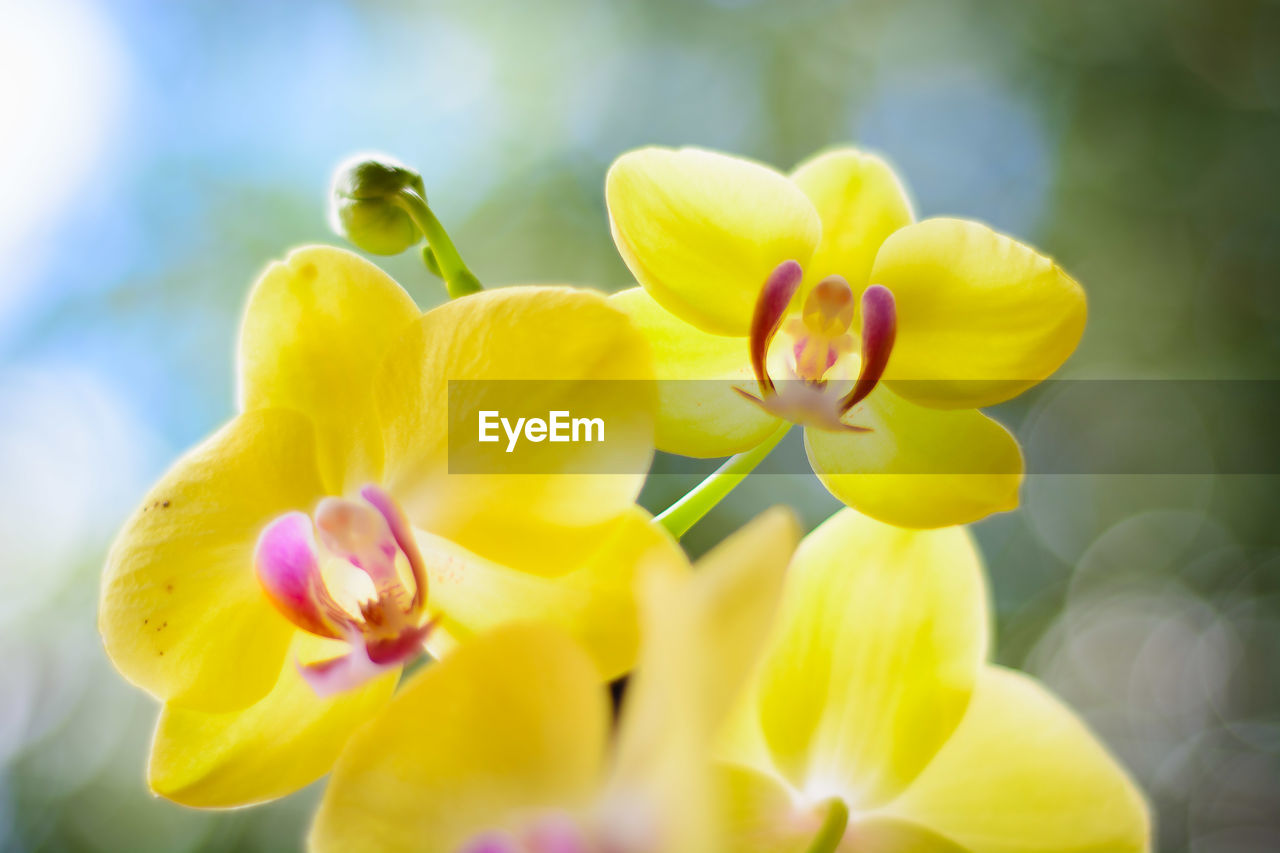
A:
254 485 432 695
734 383 872 433
742 265 897 432
458 810 598 853
838 284 897 414
748 260 804 395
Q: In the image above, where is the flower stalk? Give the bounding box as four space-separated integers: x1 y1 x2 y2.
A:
655 420 790 538
392 188 482 299
805 798 849 853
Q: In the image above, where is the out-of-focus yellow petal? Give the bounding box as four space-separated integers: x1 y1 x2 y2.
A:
615 508 799 771
238 246 420 492
717 764 971 853
805 388 1023 529
611 508 801 853
880 667 1150 853
423 505 664 584
148 633 397 808
790 148 913 294
716 764 813 853
100 409 326 713
375 286 655 569
607 147 821 336
310 625 609 853
610 287 780 458
841 821 967 852
420 507 688 681
747 509 988 810
872 218 1086 409
716 690 773 780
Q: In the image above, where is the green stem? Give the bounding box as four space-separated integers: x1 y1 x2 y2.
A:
655 421 790 539
394 189 483 299
805 798 849 853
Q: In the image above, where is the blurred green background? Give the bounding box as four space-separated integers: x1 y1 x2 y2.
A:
2 0 1278 850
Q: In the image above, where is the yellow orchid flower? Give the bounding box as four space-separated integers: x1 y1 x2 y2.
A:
716 509 1150 852
99 245 686 808
607 146 1087 528
308 508 801 853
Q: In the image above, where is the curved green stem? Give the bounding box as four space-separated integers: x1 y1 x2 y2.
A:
394 189 483 299
655 421 790 539
805 798 849 853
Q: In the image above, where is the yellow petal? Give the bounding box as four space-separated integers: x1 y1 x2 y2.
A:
238 245 420 492
716 763 814 853
100 409 326 712
872 218 1086 409
421 507 688 681
375 286 655 568
611 508 801 853
310 625 609 853
615 508 799 771
148 632 398 808
881 666 1150 853
790 148 913 294
607 147 821 336
842 821 967 852
805 388 1023 529
716 766 970 853
610 287 781 457
423 505 662 584
747 509 989 810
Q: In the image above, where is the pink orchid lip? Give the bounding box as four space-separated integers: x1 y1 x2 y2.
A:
839 283 897 414
296 618 437 698
359 484 428 609
458 812 592 853
740 264 897 432
521 813 592 853
457 833 520 853
254 485 434 696
748 259 804 395
254 512 348 640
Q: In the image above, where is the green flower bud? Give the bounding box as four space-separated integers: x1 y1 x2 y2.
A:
329 154 426 255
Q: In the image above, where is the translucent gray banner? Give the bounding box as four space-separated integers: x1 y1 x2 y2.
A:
446 380 1280 475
